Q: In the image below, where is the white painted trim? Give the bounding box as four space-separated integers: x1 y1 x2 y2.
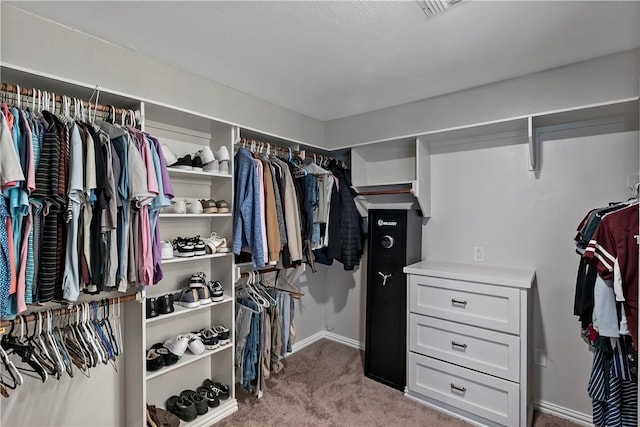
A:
534 400 593 427
290 331 326 353
404 393 490 427
323 331 364 350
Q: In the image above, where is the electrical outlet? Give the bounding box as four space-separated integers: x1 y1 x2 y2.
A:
326 324 334 332
473 246 484 262
534 348 547 367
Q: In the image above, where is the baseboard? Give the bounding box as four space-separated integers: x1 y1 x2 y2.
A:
534 400 592 426
289 330 364 354
323 331 364 350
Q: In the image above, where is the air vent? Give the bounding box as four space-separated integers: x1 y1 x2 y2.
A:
416 0 464 18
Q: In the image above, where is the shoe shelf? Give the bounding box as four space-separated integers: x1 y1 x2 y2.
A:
161 253 233 265
167 167 232 179
146 295 233 324
159 213 233 218
158 399 238 427
146 343 233 381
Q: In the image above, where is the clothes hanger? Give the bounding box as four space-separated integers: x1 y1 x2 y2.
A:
43 310 67 379
53 310 74 378
32 312 59 379
70 305 93 374
11 316 47 383
0 322 23 391
82 303 105 366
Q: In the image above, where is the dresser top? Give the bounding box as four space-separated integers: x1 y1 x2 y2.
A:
404 261 535 289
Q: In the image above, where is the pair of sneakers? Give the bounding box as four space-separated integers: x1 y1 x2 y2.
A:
165 390 208 422
162 198 204 215
174 277 224 307
162 144 230 173
194 325 230 350
163 333 205 357
200 146 231 174
173 236 206 257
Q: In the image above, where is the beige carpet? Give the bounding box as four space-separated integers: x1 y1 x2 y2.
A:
217 339 581 427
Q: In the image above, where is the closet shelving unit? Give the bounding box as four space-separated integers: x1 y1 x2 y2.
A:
350 97 639 219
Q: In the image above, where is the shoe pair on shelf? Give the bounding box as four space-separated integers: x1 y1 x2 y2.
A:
172 236 206 258
147 404 180 427
174 274 224 308
146 294 175 319
146 343 180 372
199 199 230 214
162 144 230 174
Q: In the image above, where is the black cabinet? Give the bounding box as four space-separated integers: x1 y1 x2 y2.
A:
365 209 422 390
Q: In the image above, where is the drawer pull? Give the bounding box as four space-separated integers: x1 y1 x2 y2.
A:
451 298 468 307
450 383 467 393
451 341 467 349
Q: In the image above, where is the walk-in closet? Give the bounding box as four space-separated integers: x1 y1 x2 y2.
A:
1 1 639 427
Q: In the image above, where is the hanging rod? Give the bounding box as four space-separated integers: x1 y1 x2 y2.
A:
238 266 305 299
235 137 341 166
0 82 140 117
356 189 413 196
0 292 140 329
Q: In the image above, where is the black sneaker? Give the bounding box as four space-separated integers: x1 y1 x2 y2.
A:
197 328 219 350
157 294 174 315
173 237 195 257
180 389 208 416
189 272 206 288
208 281 224 302
203 379 230 400
192 155 204 171
146 297 159 319
196 386 221 408
212 325 230 345
190 236 206 256
173 155 193 170
166 395 198 422
146 348 165 371
151 343 180 366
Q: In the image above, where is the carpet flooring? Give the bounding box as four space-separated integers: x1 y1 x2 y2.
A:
217 339 581 427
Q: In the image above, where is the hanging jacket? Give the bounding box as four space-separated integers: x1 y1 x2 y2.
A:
329 163 363 271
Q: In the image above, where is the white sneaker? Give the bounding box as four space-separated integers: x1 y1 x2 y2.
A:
161 143 179 166
160 241 173 260
164 199 186 214
214 146 230 162
218 161 230 175
163 334 190 357
203 159 219 173
187 334 205 355
196 146 215 164
209 232 230 253
185 199 203 214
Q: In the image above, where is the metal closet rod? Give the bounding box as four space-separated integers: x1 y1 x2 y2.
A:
0 82 140 117
239 266 305 299
0 293 138 329
236 137 338 164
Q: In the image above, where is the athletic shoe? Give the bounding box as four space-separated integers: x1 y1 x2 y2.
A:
165 395 198 422
173 238 195 257
164 199 186 214
196 286 212 305
189 236 206 256
160 241 173 260
212 325 230 345
163 335 191 357
151 343 180 366
209 232 230 253
173 288 200 309
146 348 165 371
189 272 206 288
192 155 203 171
202 379 230 400
218 160 230 175
215 200 230 213
172 155 193 170
207 281 224 302
196 147 215 165
214 146 230 162
187 334 205 355
196 386 220 408
180 390 208 416
185 199 203 214
200 199 218 213
203 159 219 173
160 144 179 166
197 328 219 350
157 294 174 315
146 297 159 319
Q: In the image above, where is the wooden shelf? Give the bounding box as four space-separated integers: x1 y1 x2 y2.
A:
167 167 232 179
146 343 233 381
161 253 232 265
159 213 232 218
145 296 233 324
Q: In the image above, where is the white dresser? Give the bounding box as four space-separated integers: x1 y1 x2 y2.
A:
403 261 535 427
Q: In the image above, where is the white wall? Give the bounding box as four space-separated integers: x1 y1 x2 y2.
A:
425 126 638 416
0 4 325 147
325 49 639 149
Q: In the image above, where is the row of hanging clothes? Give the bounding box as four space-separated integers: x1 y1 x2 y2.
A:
0 298 125 398
573 186 638 427
0 84 175 320
235 269 302 398
233 139 364 272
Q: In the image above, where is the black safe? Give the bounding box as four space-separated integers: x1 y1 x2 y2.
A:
364 209 422 391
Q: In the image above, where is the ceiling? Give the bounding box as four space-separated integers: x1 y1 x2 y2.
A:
8 1 640 121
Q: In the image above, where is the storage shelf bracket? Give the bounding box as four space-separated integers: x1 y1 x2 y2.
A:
527 116 538 171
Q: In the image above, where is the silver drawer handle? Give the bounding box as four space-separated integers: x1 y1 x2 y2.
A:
451 298 468 307
450 383 467 393
451 341 467 349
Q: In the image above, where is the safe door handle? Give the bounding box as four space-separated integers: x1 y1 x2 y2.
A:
451 298 468 307
450 383 467 393
451 341 468 349
378 272 392 286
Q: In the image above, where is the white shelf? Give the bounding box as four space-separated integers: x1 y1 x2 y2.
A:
167 167 232 179
146 343 233 381
159 213 232 218
157 399 238 427
146 295 233 324
161 253 232 264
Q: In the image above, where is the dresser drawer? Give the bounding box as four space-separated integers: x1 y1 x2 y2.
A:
409 275 520 334
409 314 520 382
408 353 519 426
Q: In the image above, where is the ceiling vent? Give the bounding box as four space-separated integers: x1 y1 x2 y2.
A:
416 0 464 18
